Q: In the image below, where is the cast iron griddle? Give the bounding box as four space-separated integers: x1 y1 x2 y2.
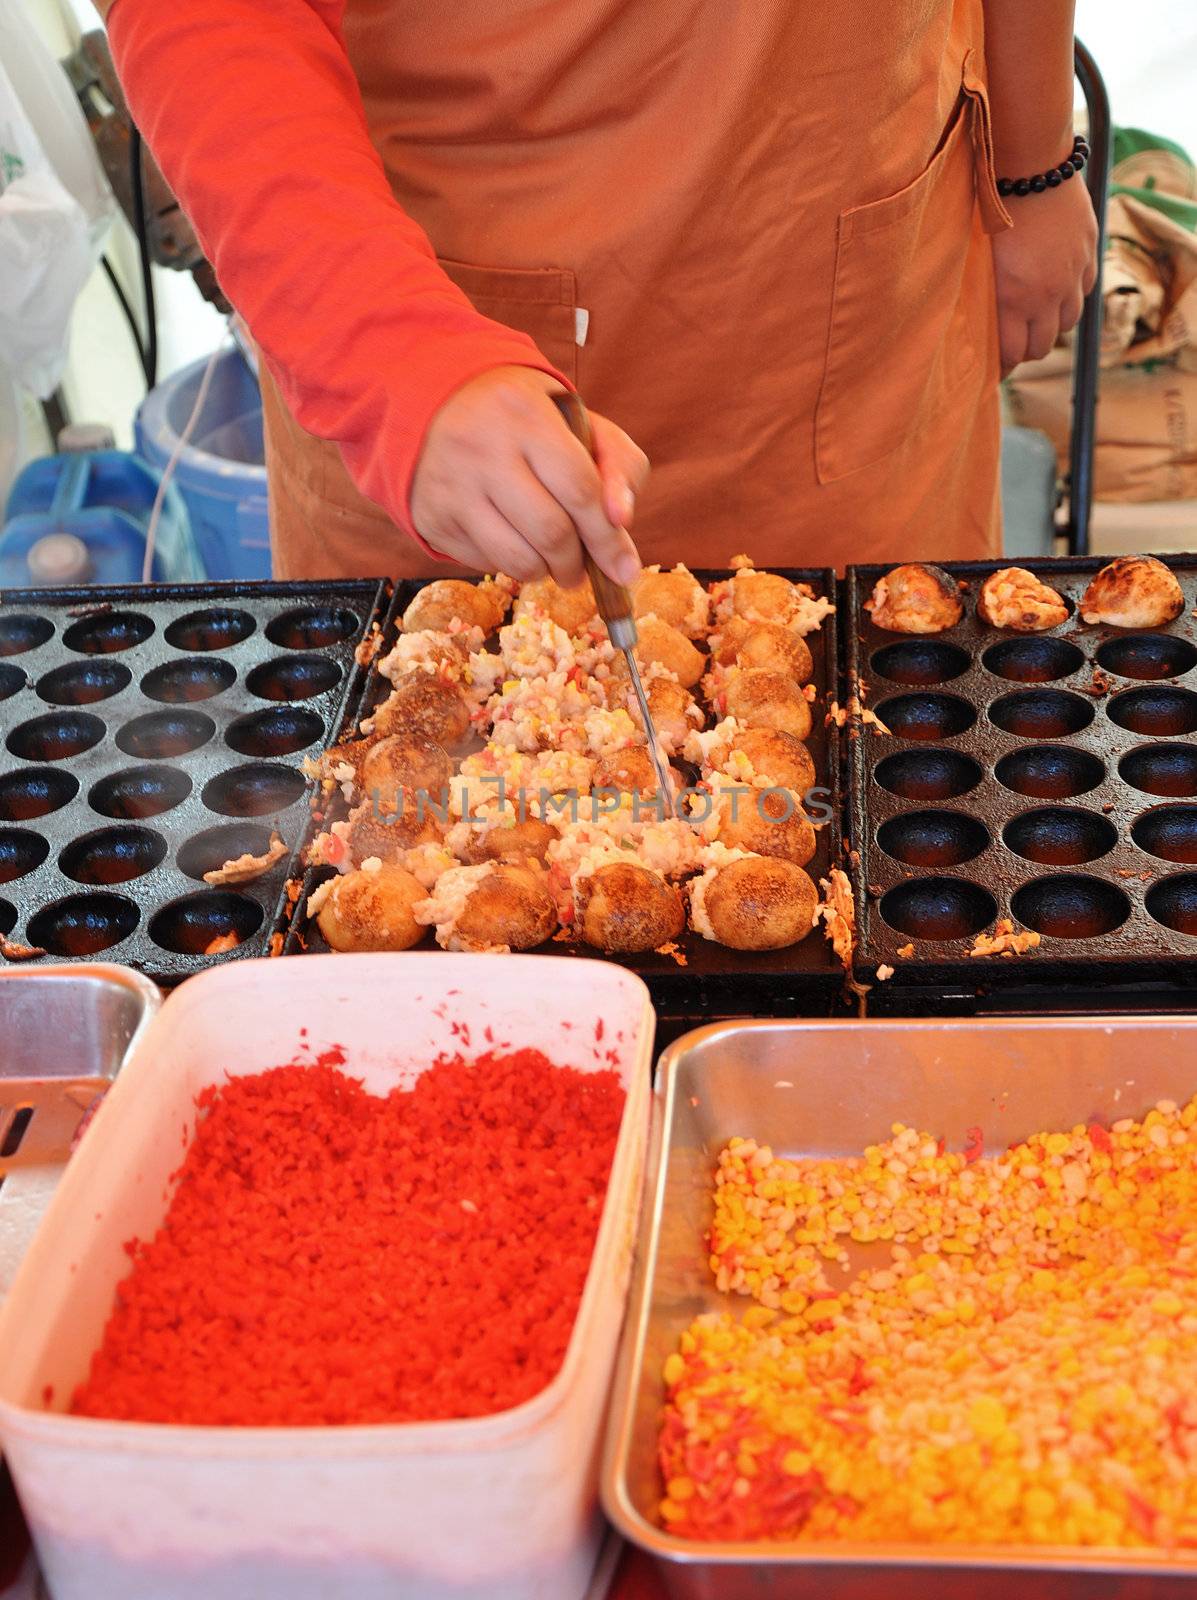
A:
846 555 1197 994
285 568 846 1014
0 580 386 983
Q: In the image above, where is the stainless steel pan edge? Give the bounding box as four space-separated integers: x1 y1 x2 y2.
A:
0 964 161 1301
600 1017 1197 1599
0 964 161 1074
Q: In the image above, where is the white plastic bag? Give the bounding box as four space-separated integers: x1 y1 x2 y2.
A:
0 0 115 254
0 53 92 398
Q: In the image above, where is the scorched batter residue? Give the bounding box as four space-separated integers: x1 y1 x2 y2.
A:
70 1047 624 1426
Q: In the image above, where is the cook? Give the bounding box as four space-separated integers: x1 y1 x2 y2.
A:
100 0 1096 584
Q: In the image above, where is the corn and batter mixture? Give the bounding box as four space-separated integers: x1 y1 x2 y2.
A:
658 1099 1197 1547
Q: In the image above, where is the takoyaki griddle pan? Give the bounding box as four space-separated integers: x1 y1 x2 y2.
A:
845 555 1197 995
0 579 386 983
284 568 848 1015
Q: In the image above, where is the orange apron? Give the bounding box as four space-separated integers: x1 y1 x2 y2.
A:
263 0 1010 580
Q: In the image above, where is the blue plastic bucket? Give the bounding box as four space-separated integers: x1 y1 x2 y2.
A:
1 451 202 586
135 347 271 580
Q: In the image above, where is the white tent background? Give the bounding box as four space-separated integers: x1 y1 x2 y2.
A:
1077 0 1197 153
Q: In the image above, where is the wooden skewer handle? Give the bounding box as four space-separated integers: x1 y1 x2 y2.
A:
550 391 635 630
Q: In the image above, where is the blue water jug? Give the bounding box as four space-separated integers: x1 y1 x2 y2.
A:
0 451 204 587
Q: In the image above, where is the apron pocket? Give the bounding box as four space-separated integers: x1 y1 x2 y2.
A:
437 259 580 384
815 85 983 485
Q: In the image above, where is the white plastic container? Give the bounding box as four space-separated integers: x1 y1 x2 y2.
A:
0 954 654 1600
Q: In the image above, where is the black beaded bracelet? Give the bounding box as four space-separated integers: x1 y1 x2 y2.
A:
997 135 1090 198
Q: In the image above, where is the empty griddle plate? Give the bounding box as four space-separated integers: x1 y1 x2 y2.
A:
0 580 387 984
846 555 1197 996
283 569 848 1016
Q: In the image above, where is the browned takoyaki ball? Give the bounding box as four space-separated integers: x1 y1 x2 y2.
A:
592 745 681 799
866 564 963 633
633 618 705 689
513 576 598 635
725 569 806 625
696 856 817 950
358 734 452 806
453 862 558 950
722 668 812 740
977 567 1069 632
402 577 510 634
346 797 442 865
575 862 685 952
368 674 471 747
459 815 560 865
1080 556 1184 628
725 727 816 794
632 566 709 638
712 785 816 866
619 674 702 753
711 616 813 684
316 867 426 952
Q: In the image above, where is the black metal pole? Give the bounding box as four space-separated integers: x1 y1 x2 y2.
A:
129 126 159 391
40 390 70 445
1067 38 1112 556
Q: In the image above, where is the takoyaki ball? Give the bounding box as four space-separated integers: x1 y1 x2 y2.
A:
575 863 685 952
714 786 816 867
694 856 817 950
346 796 442 865
461 815 559 865
865 564 963 633
369 674 471 747
624 675 702 752
402 577 510 634
634 617 705 689
711 616 813 684
729 727 816 794
514 575 598 635
454 862 558 951
977 567 1069 632
722 668 812 740
317 867 426 952
380 629 471 682
1080 556 1184 628
727 569 805 625
632 566 709 639
358 733 452 807
592 745 681 799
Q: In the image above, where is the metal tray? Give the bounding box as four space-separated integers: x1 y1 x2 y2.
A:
844 556 1197 997
0 963 159 1302
285 569 848 1015
603 1015 1197 1598
0 580 386 982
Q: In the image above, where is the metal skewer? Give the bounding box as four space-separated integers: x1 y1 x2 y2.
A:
551 393 675 819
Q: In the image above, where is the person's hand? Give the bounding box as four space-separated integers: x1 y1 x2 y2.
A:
410 367 649 585
991 176 1099 376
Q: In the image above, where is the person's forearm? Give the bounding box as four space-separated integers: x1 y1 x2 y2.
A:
983 0 1077 175
102 0 564 540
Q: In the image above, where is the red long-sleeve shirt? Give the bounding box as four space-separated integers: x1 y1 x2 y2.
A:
106 0 564 548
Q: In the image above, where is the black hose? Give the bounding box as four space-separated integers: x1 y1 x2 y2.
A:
1068 38 1111 557
100 254 152 387
129 125 159 389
